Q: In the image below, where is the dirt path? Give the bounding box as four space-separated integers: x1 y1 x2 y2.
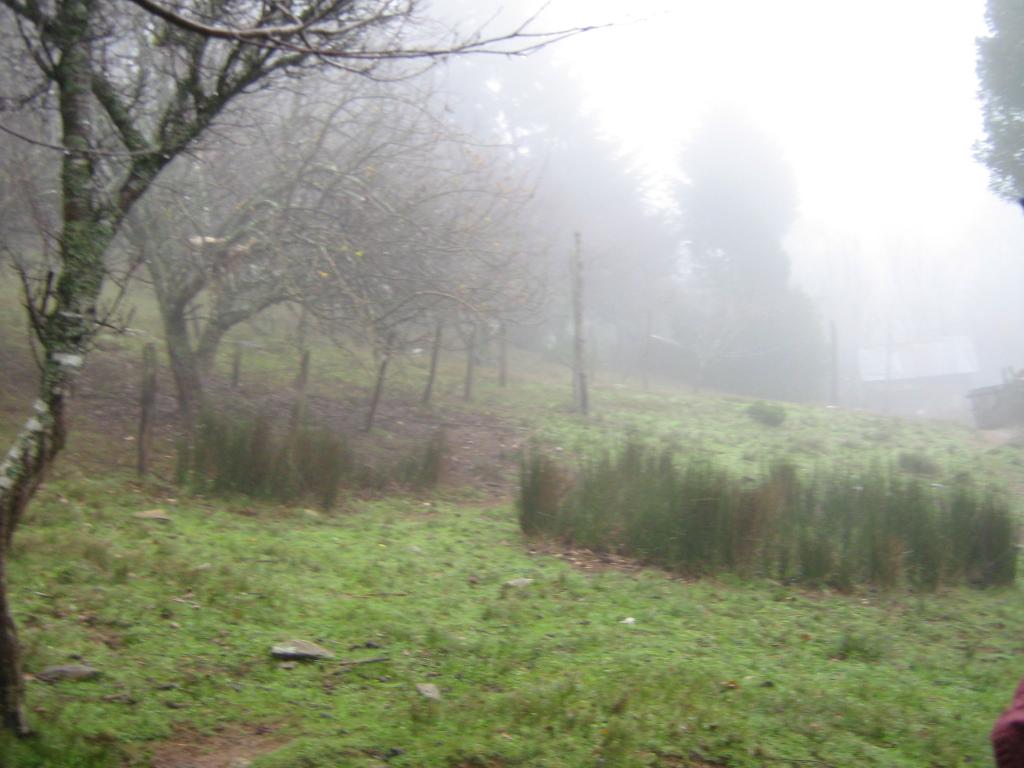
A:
0 335 526 495
147 724 291 768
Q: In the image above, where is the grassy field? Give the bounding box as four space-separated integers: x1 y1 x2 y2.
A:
2 468 1022 768
2 278 1024 766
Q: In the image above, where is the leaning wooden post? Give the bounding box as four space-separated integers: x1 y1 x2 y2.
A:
463 323 477 402
138 343 157 476
641 307 652 392
830 320 840 406
498 320 508 388
571 232 589 415
422 321 443 406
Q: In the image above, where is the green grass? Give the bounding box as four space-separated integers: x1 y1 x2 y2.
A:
3 274 1024 766
2 470 1021 767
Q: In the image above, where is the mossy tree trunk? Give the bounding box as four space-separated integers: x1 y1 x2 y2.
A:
0 0 111 733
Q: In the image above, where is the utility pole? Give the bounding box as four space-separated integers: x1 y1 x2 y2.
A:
571 232 589 415
830 321 840 406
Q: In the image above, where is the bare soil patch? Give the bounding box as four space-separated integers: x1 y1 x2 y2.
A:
529 541 647 574
146 723 290 768
0 335 525 495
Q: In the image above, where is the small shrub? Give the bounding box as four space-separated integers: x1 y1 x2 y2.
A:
394 429 447 490
180 407 349 509
798 530 834 585
0 729 118 768
290 427 350 508
949 482 1017 586
173 436 191 486
832 632 884 662
898 451 940 476
351 463 388 492
519 442 1018 590
518 448 567 536
746 401 787 427
81 538 112 573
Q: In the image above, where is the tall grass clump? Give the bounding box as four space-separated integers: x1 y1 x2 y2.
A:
179 409 350 509
518 448 567 536
180 407 451 505
746 400 787 426
519 441 1018 590
395 428 447 490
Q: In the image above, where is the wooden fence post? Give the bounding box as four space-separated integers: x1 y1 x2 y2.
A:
138 343 157 476
498 320 508 388
231 342 243 389
571 232 589 415
365 333 396 432
289 349 311 439
463 324 477 402
422 321 443 406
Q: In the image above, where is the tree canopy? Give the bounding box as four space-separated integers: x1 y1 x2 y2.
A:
674 108 824 401
977 0 1024 200
680 107 797 291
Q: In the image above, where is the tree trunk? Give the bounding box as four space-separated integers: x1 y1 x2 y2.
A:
0 1 106 733
195 321 229 379
0 406 58 738
422 321 443 406
162 305 204 432
0 542 25 736
365 334 396 432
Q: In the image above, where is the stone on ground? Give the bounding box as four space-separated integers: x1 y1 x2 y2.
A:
415 683 442 701
36 664 102 683
270 640 335 660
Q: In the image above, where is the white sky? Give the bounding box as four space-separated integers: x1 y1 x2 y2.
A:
506 0 1024 359
441 0 1024 362
537 0 1003 244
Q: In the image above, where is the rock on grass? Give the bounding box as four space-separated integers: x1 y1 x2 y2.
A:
415 683 442 701
270 640 335 660
36 664 102 683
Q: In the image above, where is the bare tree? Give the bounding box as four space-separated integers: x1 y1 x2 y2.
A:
300 96 543 417
0 0 591 734
124 85 394 425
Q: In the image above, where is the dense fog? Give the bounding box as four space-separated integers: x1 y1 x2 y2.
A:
3 0 1023 421
5 1 1024 761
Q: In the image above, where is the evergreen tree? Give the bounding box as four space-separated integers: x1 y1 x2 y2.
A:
676 108 826 401
977 0 1024 200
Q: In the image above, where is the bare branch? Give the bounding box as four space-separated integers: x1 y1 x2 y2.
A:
121 0 603 59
